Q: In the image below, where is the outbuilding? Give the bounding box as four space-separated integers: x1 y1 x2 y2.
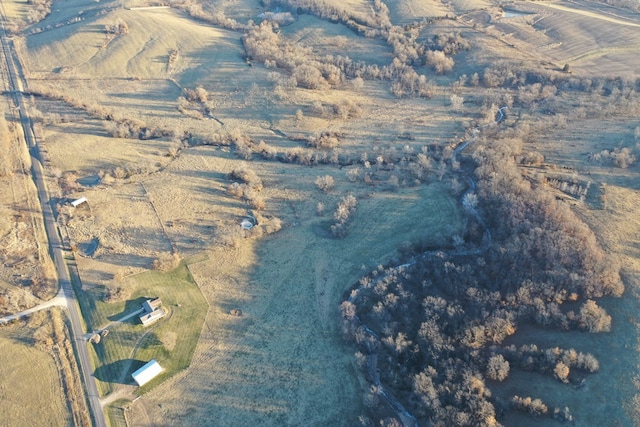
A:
71 197 88 208
131 359 163 386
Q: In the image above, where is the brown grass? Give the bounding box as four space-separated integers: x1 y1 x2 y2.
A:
0 89 56 306
0 309 89 426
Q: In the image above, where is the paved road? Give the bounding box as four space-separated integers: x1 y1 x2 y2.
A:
0 14 107 427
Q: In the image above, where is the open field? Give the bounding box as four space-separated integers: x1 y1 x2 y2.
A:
0 309 87 426
2 0 640 424
476 0 640 76
0 331 71 426
128 182 463 425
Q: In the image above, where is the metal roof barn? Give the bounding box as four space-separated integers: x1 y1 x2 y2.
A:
131 359 163 387
71 197 87 207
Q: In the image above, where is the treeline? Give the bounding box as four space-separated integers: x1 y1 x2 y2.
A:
342 130 623 425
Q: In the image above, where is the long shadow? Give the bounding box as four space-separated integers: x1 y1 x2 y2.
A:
94 358 146 384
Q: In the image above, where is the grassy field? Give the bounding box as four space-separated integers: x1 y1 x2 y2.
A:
483 0 640 76
0 316 73 426
128 182 463 426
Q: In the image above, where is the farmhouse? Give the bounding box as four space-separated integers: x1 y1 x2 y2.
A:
131 359 163 386
139 297 166 326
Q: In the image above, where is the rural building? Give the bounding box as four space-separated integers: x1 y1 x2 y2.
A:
139 297 166 327
71 197 87 208
131 359 163 386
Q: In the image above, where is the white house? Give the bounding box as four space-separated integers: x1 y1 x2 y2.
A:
131 359 163 386
138 298 165 327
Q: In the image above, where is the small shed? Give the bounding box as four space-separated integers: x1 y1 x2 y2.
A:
71 197 88 208
131 359 163 386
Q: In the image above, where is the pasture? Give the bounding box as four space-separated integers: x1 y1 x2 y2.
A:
0 311 76 426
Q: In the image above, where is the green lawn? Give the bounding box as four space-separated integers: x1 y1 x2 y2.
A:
76 258 208 396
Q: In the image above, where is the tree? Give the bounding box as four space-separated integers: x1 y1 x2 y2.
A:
450 94 464 111
426 50 454 74
486 354 510 381
579 299 611 332
554 362 570 383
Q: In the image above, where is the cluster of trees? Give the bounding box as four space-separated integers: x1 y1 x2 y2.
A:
307 131 344 149
227 167 266 210
330 195 357 238
103 117 168 140
228 167 263 191
243 22 340 90
588 146 637 168
342 130 623 425
242 20 447 97
178 86 215 119
25 0 53 24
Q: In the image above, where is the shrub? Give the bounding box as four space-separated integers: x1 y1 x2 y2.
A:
512 396 548 416
229 167 263 191
105 19 128 35
152 252 181 272
103 286 130 303
315 175 335 193
450 94 464 111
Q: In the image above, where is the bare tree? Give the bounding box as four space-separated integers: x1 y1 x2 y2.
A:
315 175 335 193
